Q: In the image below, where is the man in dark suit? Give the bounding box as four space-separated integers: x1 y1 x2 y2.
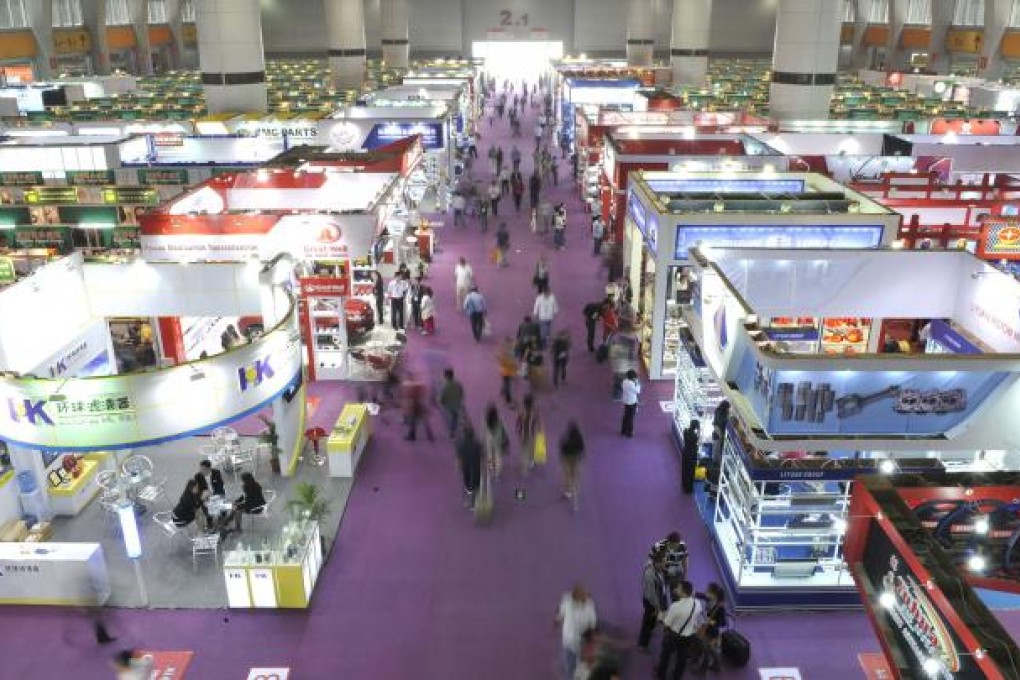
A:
197 459 225 497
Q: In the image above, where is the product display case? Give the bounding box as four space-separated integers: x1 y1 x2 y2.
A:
223 521 323 609
710 426 859 608
764 317 820 354
672 345 724 434
820 317 871 354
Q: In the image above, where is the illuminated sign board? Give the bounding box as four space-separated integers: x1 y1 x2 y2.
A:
674 225 885 261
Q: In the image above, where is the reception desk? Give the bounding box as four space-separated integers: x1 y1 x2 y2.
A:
0 542 110 605
326 403 371 478
222 521 322 609
47 457 104 516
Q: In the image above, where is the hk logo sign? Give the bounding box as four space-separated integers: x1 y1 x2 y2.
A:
238 357 274 393
7 398 53 426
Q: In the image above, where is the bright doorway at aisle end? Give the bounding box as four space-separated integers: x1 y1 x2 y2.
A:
472 40 564 81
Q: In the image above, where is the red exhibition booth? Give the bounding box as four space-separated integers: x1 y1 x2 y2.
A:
846 474 1020 679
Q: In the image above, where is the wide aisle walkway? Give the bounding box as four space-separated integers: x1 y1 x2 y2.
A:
0 83 895 679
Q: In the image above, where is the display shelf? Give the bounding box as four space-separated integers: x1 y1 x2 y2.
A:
672 346 724 433
820 317 871 355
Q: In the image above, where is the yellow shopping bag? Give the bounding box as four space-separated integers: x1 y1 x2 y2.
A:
534 430 547 465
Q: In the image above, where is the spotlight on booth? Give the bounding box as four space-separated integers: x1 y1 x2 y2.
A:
968 555 987 573
879 460 898 475
878 591 896 609
974 517 990 535
923 658 943 676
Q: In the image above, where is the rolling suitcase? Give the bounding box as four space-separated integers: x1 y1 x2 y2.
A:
720 629 750 667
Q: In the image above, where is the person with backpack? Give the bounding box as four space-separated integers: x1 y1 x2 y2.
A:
697 583 728 672
656 581 702 680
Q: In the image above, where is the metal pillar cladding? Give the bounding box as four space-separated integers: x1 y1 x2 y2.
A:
326 0 367 90
626 0 655 66
769 0 841 121
26 0 53 79
381 0 410 69
884 0 908 71
848 0 869 70
980 0 1013 81
81 0 111 75
129 0 153 75
196 0 267 113
928 0 955 75
670 0 712 85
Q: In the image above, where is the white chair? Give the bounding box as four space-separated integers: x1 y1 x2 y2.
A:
96 470 119 495
254 442 275 474
230 447 255 484
136 475 167 507
152 510 184 553
248 489 276 531
121 454 153 479
212 427 240 452
191 534 220 570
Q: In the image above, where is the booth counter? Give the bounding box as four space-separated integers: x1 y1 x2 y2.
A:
223 521 323 609
625 171 899 379
327 404 370 478
47 454 107 516
0 541 110 605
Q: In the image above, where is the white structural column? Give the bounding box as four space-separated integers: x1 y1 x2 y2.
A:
980 0 1013 80
27 0 53 80
129 0 153 75
164 0 186 70
626 0 655 66
326 0 367 89
197 0 267 113
928 0 955 75
81 0 111 75
848 0 869 69
670 0 712 85
380 0 410 68
884 0 908 71
769 0 842 121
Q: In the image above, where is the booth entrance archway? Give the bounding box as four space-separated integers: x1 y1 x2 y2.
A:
472 40 563 81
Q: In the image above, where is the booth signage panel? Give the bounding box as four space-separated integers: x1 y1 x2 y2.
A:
647 179 805 194
928 320 982 355
137 168 189 186
0 258 14 284
978 219 1020 260
364 123 444 150
627 189 657 254
674 225 885 261
35 321 110 379
0 172 42 187
65 171 115 187
141 233 262 262
0 319 302 451
858 520 985 679
732 354 1009 436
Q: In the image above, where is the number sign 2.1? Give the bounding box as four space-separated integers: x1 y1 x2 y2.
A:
499 10 529 27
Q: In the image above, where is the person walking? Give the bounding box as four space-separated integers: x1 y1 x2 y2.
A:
639 552 669 652
529 172 541 211
532 255 550 293
452 192 467 228
438 368 465 437
409 275 424 331
558 420 585 511
499 166 511 197
551 329 571 388
511 144 522 172
420 286 436 335
553 203 567 250
483 403 509 483
621 369 641 437
495 222 510 268
477 195 489 232
656 581 701 680
495 145 504 174
455 421 483 508
515 392 540 491
387 272 409 330
372 270 386 324
538 200 554 235
497 337 517 406
402 374 434 441
555 585 598 680
533 287 558 349
454 257 474 312
583 299 603 353
488 179 501 216
487 145 497 174
700 583 728 671
510 170 524 212
591 213 605 255
551 156 559 186
463 285 488 342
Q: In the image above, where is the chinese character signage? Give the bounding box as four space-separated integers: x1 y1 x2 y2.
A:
364 122 444 150
137 168 189 185
65 171 115 187
0 172 43 187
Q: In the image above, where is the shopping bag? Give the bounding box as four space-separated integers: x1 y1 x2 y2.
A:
534 430 547 465
482 318 493 337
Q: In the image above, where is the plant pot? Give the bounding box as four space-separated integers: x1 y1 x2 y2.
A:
270 455 281 476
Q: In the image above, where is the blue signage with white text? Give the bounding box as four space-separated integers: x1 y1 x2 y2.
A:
674 224 885 261
363 122 445 150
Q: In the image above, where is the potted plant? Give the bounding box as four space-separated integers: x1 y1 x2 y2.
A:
285 482 331 524
257 415 282 475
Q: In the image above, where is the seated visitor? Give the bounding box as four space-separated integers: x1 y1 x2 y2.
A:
171 478 203 528
196 459 225 497
234 472 267 531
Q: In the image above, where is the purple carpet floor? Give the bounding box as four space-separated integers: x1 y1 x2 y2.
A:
0 93 1015 680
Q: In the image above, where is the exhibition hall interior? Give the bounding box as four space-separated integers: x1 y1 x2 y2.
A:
6 0 1020 678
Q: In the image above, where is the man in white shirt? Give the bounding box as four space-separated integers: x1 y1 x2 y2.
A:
555 584 597 680
620 369 641 437
591 214 605 256
452 192 466 228
532 288 559 349
488 180 501 216
454 257 474 312
656 581 701 680
386 274 409 330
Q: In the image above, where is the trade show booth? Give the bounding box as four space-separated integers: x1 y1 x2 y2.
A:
677 245 1020 608
625 171 899 379
0 251 338 609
